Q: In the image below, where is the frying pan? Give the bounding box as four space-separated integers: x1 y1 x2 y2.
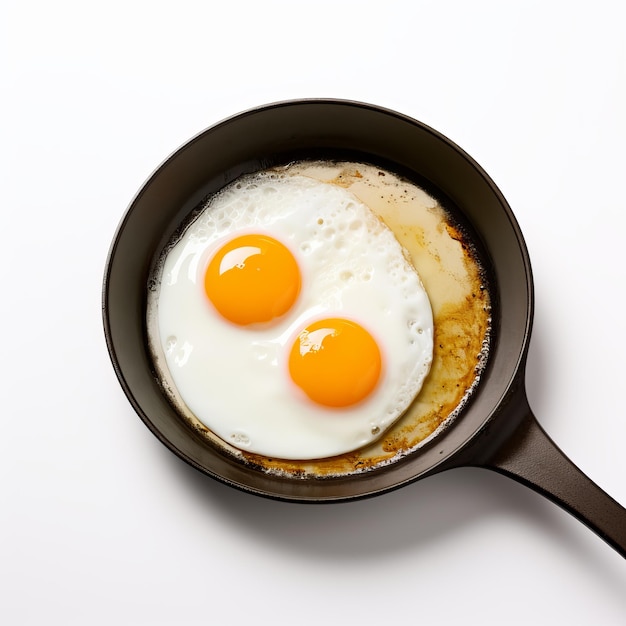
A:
102 99 626 558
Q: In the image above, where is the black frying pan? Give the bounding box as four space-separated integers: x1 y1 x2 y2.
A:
102 99 626 558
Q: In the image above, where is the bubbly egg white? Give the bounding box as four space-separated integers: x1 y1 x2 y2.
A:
152 171 434 460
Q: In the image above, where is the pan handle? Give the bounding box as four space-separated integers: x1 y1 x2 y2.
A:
483 406 626 559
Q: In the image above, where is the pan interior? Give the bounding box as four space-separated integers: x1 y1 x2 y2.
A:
103 100 532 501
146 159 492 478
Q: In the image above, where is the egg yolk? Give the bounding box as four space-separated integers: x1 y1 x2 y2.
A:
205 234 301 325
289 318 382 407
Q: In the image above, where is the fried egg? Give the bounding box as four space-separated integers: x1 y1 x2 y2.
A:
151 171 434 460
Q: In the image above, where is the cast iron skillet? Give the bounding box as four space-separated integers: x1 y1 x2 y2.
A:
103 99 626 558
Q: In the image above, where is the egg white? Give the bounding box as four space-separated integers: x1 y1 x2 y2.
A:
152 171 434 460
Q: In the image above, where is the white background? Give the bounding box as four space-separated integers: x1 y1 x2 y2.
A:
2 1 626 623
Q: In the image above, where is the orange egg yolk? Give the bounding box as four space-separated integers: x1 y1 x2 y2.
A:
205 234 301 325
289 318 382 407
